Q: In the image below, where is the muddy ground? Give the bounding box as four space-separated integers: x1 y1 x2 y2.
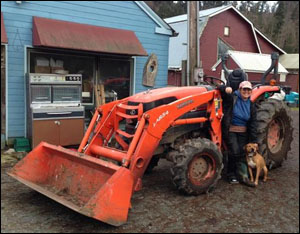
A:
1 110 299 233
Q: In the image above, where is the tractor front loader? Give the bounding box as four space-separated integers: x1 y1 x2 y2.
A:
8 86 224 226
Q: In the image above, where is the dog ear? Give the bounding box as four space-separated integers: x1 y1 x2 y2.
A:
255 143 259 151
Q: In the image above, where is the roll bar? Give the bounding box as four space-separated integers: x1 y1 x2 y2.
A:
221 52 280 85
221 54 230 82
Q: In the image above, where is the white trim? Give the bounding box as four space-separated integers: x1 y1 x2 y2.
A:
208 5 235 18
243 69 288 74
209 6 286 54
135 1 174 36
24 45 33 138
168 66 182 71
211 51 289 74
254 28 287 54
211 58 222 70
155 27 173 36
209 6 261 53
251 26 261 53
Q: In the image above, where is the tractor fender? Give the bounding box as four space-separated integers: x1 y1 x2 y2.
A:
251 86 280 102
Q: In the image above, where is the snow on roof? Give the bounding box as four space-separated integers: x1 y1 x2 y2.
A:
223 51 288 74
279 54 299 70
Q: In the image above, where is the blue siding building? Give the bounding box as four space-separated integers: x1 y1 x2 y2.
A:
1 1 174 143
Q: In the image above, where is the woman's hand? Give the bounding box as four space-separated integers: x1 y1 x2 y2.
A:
225 87 232 94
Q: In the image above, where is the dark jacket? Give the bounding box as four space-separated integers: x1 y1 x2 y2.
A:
217 85 258 143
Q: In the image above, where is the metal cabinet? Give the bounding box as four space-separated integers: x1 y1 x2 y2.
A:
31 106 85 148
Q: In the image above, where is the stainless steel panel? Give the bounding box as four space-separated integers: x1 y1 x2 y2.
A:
53 85 81 103
31 85 51 103
32 106 84 120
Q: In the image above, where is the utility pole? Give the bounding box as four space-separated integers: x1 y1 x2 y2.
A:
187 1 200 86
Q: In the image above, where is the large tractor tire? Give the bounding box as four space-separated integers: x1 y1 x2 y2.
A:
145 155 160 174
256 99 293 169
170 138 223 195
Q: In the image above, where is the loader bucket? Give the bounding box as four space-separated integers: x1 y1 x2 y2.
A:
7 142 134 226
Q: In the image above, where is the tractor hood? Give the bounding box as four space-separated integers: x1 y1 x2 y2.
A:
128 86 212 104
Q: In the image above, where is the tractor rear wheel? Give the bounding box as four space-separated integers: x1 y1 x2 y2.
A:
256 99 293 169
170 138 223 195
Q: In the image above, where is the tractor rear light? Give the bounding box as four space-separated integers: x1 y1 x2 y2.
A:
270 79 276 86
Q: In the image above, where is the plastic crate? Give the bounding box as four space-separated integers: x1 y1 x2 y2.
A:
14 138 31 152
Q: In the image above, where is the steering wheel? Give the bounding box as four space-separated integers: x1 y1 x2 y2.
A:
203 76 226 86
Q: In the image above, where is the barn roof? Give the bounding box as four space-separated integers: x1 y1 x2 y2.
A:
279 54 299 70
165 5 286 69
212 50 288 74
164 5 229 24
135 1 176 36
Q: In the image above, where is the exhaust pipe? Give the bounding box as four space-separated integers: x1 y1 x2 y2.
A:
261 52 279 85
221 53 230 81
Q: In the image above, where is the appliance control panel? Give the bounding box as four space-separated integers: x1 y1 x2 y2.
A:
30 74 82 84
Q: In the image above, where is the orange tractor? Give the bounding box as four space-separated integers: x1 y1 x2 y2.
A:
8 53 293 226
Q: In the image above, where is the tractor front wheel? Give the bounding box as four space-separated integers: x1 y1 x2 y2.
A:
170 138 223 195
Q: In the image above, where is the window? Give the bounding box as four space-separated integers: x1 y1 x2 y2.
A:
99 58 132 102
280 74 286 82
217 38 233 60
28 50 95 104
224 26 230 36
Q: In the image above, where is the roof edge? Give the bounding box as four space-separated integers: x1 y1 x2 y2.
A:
1 12 8 44
214 6 261 53
212 50 289 73
254 28 287 55
135 1 176 36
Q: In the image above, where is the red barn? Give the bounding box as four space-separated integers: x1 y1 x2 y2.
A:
165 5 297 89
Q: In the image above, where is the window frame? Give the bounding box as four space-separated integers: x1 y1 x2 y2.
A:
224 26 230 37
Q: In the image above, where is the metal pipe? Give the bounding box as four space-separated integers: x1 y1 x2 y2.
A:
172 117 207 126
90 145 127 162
261 52 279 85
124 117 146 165
78 109 99 153
221 54 230 81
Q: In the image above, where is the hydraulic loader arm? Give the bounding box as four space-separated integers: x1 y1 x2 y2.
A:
79 89 223 191
128 90 223 186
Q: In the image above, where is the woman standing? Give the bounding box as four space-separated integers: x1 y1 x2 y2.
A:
218 81 257 187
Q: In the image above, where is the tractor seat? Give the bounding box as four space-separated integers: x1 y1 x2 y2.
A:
228 69 247 91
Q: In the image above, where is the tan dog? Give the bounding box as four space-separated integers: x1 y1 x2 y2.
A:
244 143 268 186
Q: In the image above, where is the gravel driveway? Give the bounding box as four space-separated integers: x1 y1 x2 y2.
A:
1 110 299 233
